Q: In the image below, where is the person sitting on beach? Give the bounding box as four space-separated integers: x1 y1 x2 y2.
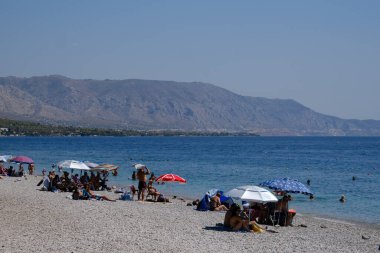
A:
224 204 248 231
80 172 90 185
275 194 293 226
210 192 228 211
147 179 160 201
51 175 63 192
93 172 102 190
48 170 56 181
0 164 7 176
60 171 73 192
83 184 116 202
240 203 265 232
71 174 83 188
38 175 51 191
7 166 13 176
18 164 24 177
89 172 97 190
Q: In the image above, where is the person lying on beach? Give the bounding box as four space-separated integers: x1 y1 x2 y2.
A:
156 194 170 203
210 192 228 211
83 184 116 202
72 187 88 200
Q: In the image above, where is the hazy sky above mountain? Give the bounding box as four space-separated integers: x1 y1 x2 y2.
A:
1 1 379 120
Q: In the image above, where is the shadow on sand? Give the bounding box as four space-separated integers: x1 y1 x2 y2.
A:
203 223 232 232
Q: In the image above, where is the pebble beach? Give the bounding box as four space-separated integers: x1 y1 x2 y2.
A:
0 175 379 253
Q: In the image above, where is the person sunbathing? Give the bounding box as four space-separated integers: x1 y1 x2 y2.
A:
83 184 116 202
210 192 228 211
72 187 87 200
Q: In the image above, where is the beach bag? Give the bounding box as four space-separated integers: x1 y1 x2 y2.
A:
120 191 132 201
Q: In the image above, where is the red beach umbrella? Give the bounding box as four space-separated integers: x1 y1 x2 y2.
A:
155 174 186 184
10 156 34 164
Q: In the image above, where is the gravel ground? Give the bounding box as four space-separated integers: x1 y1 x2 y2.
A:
0 176 379 253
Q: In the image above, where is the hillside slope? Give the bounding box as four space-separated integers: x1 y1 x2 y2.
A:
0 75 379 136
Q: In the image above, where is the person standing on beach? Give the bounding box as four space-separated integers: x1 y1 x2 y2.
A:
137 166 150 201
28 164 34 175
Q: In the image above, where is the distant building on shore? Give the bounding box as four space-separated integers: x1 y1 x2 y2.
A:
0 128 9 135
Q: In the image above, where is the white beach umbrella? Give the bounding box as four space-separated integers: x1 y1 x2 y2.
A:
84 161 99 169
0 155 13 162
57 160 91 171
226 185 278 203
91 164 119 172
133 163 147 170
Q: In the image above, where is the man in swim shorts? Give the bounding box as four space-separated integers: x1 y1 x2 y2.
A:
137 166 150 201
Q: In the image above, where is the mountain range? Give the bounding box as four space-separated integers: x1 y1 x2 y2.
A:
0 75 379 136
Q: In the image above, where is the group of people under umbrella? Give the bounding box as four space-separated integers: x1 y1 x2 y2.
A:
0 155 36 176
197 178 313 232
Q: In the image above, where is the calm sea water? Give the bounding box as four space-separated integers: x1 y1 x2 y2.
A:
1 136 379 224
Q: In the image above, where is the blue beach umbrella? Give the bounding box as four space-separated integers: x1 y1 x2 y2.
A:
259 178 313 196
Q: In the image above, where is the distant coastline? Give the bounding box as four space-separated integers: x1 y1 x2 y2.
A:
0 118 259 137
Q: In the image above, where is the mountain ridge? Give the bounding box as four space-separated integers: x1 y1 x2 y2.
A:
0 75 379 136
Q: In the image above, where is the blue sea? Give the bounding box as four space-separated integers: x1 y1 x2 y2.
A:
1 136 379 224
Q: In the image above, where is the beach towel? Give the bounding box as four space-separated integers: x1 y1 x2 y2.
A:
119 191 132 201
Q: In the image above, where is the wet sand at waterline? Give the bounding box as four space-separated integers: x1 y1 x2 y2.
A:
0 176 379 253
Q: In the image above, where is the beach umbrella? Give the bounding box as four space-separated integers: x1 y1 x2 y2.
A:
57 160 91 171
133 163 147 170
91 164 119 172
10 156 34 164
259 178 313 196
226 185 278 203
155 174 186 184
0 155 13 162
84 161 99 169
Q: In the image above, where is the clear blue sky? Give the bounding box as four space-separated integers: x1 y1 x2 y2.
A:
1 0 379 120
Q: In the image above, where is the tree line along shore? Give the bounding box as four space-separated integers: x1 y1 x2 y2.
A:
0 118 258 137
